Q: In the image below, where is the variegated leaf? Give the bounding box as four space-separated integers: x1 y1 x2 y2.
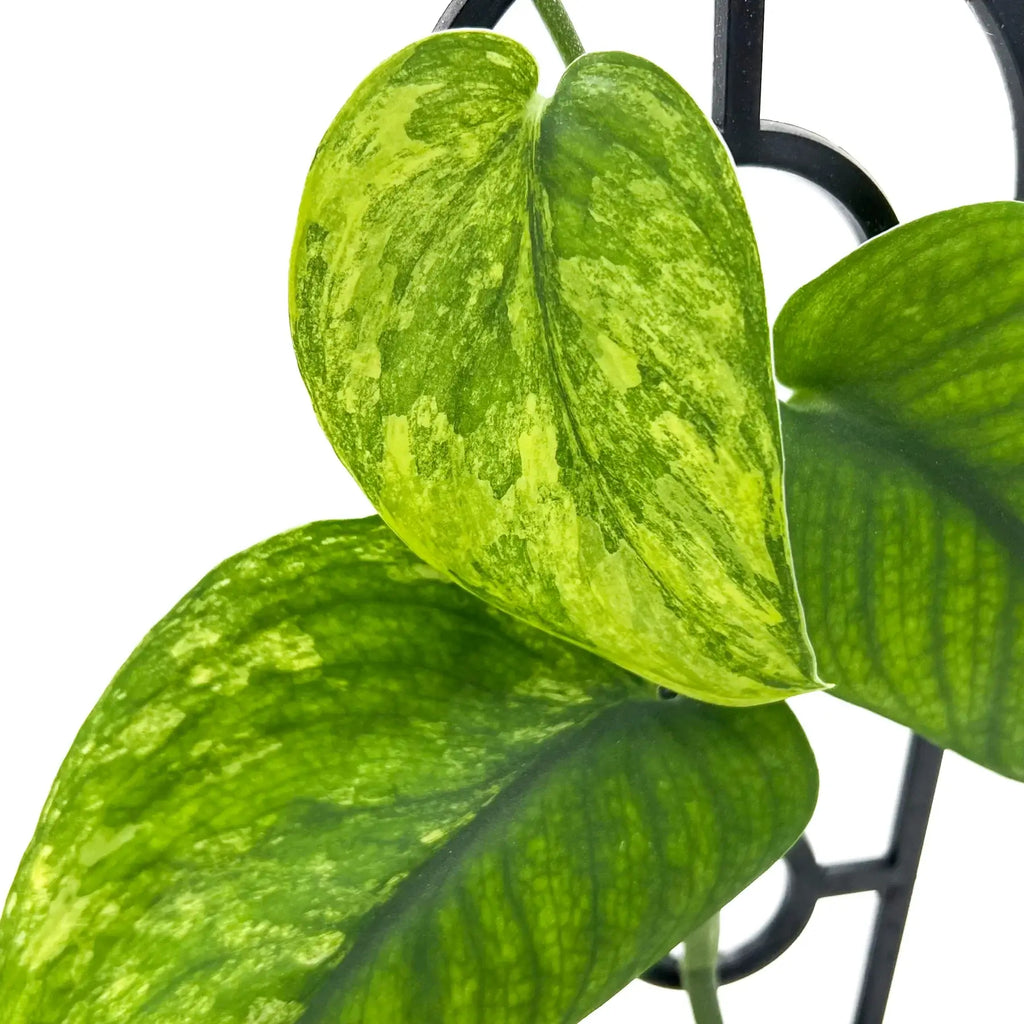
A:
0 518 817 1023
290 31 819 706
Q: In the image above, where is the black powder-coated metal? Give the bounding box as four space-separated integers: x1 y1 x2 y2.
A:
435 0 515 30
969 0 1024 198
431 1 1024 1020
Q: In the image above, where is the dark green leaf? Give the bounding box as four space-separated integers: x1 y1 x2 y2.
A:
776 201 1024 779
289 30 819 706
0 518 817 1023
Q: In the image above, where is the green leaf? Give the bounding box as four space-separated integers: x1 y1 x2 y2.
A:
1 518 817 1024
776 201 1024 780
289 30 819 706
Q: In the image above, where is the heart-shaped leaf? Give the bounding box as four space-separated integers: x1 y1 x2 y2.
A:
0 518 817 1024
776 201 1024 780
290 31 819 706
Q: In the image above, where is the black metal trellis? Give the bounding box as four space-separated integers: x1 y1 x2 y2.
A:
432 2 1024 1021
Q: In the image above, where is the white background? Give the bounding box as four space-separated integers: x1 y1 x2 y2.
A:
2 1 1023 1021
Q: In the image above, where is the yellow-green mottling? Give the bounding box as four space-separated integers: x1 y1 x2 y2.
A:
777 202 1024 780
0 518 817 1023
290 31 819 706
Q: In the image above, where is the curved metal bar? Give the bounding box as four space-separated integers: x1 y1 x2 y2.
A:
719 838 820 984
754 123 897 240
968 0 1024 198
643 838 821 990
711 0 896 241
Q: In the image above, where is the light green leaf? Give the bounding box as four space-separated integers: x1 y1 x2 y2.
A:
776 201 1024 780
289 30 819 706
1 518 817 1024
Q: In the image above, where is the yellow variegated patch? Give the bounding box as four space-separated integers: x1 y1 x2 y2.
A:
290 31 820 705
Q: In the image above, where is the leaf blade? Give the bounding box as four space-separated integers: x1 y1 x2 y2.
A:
781 401 1024 780
776 201 1024 521
776 201 1024 779
290 31 818 705
0 518 817 1024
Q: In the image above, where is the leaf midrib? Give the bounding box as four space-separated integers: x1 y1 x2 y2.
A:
296 689 655 1023
522 88 686 623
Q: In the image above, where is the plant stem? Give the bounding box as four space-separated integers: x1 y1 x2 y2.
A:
682 914 724 1024
530 0 584 65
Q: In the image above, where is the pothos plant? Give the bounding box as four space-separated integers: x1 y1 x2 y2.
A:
2 3 1022 1023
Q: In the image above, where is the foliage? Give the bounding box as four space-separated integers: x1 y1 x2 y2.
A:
290 31 818 706
0 520 814 1023
777 202 1024 780
2 18 1022 1024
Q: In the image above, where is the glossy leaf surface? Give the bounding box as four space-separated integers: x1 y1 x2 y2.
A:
777 202 1024 779
0 518 817 1024
290 31 818 706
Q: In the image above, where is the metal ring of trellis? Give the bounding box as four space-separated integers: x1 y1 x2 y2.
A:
432 2 1024 1021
